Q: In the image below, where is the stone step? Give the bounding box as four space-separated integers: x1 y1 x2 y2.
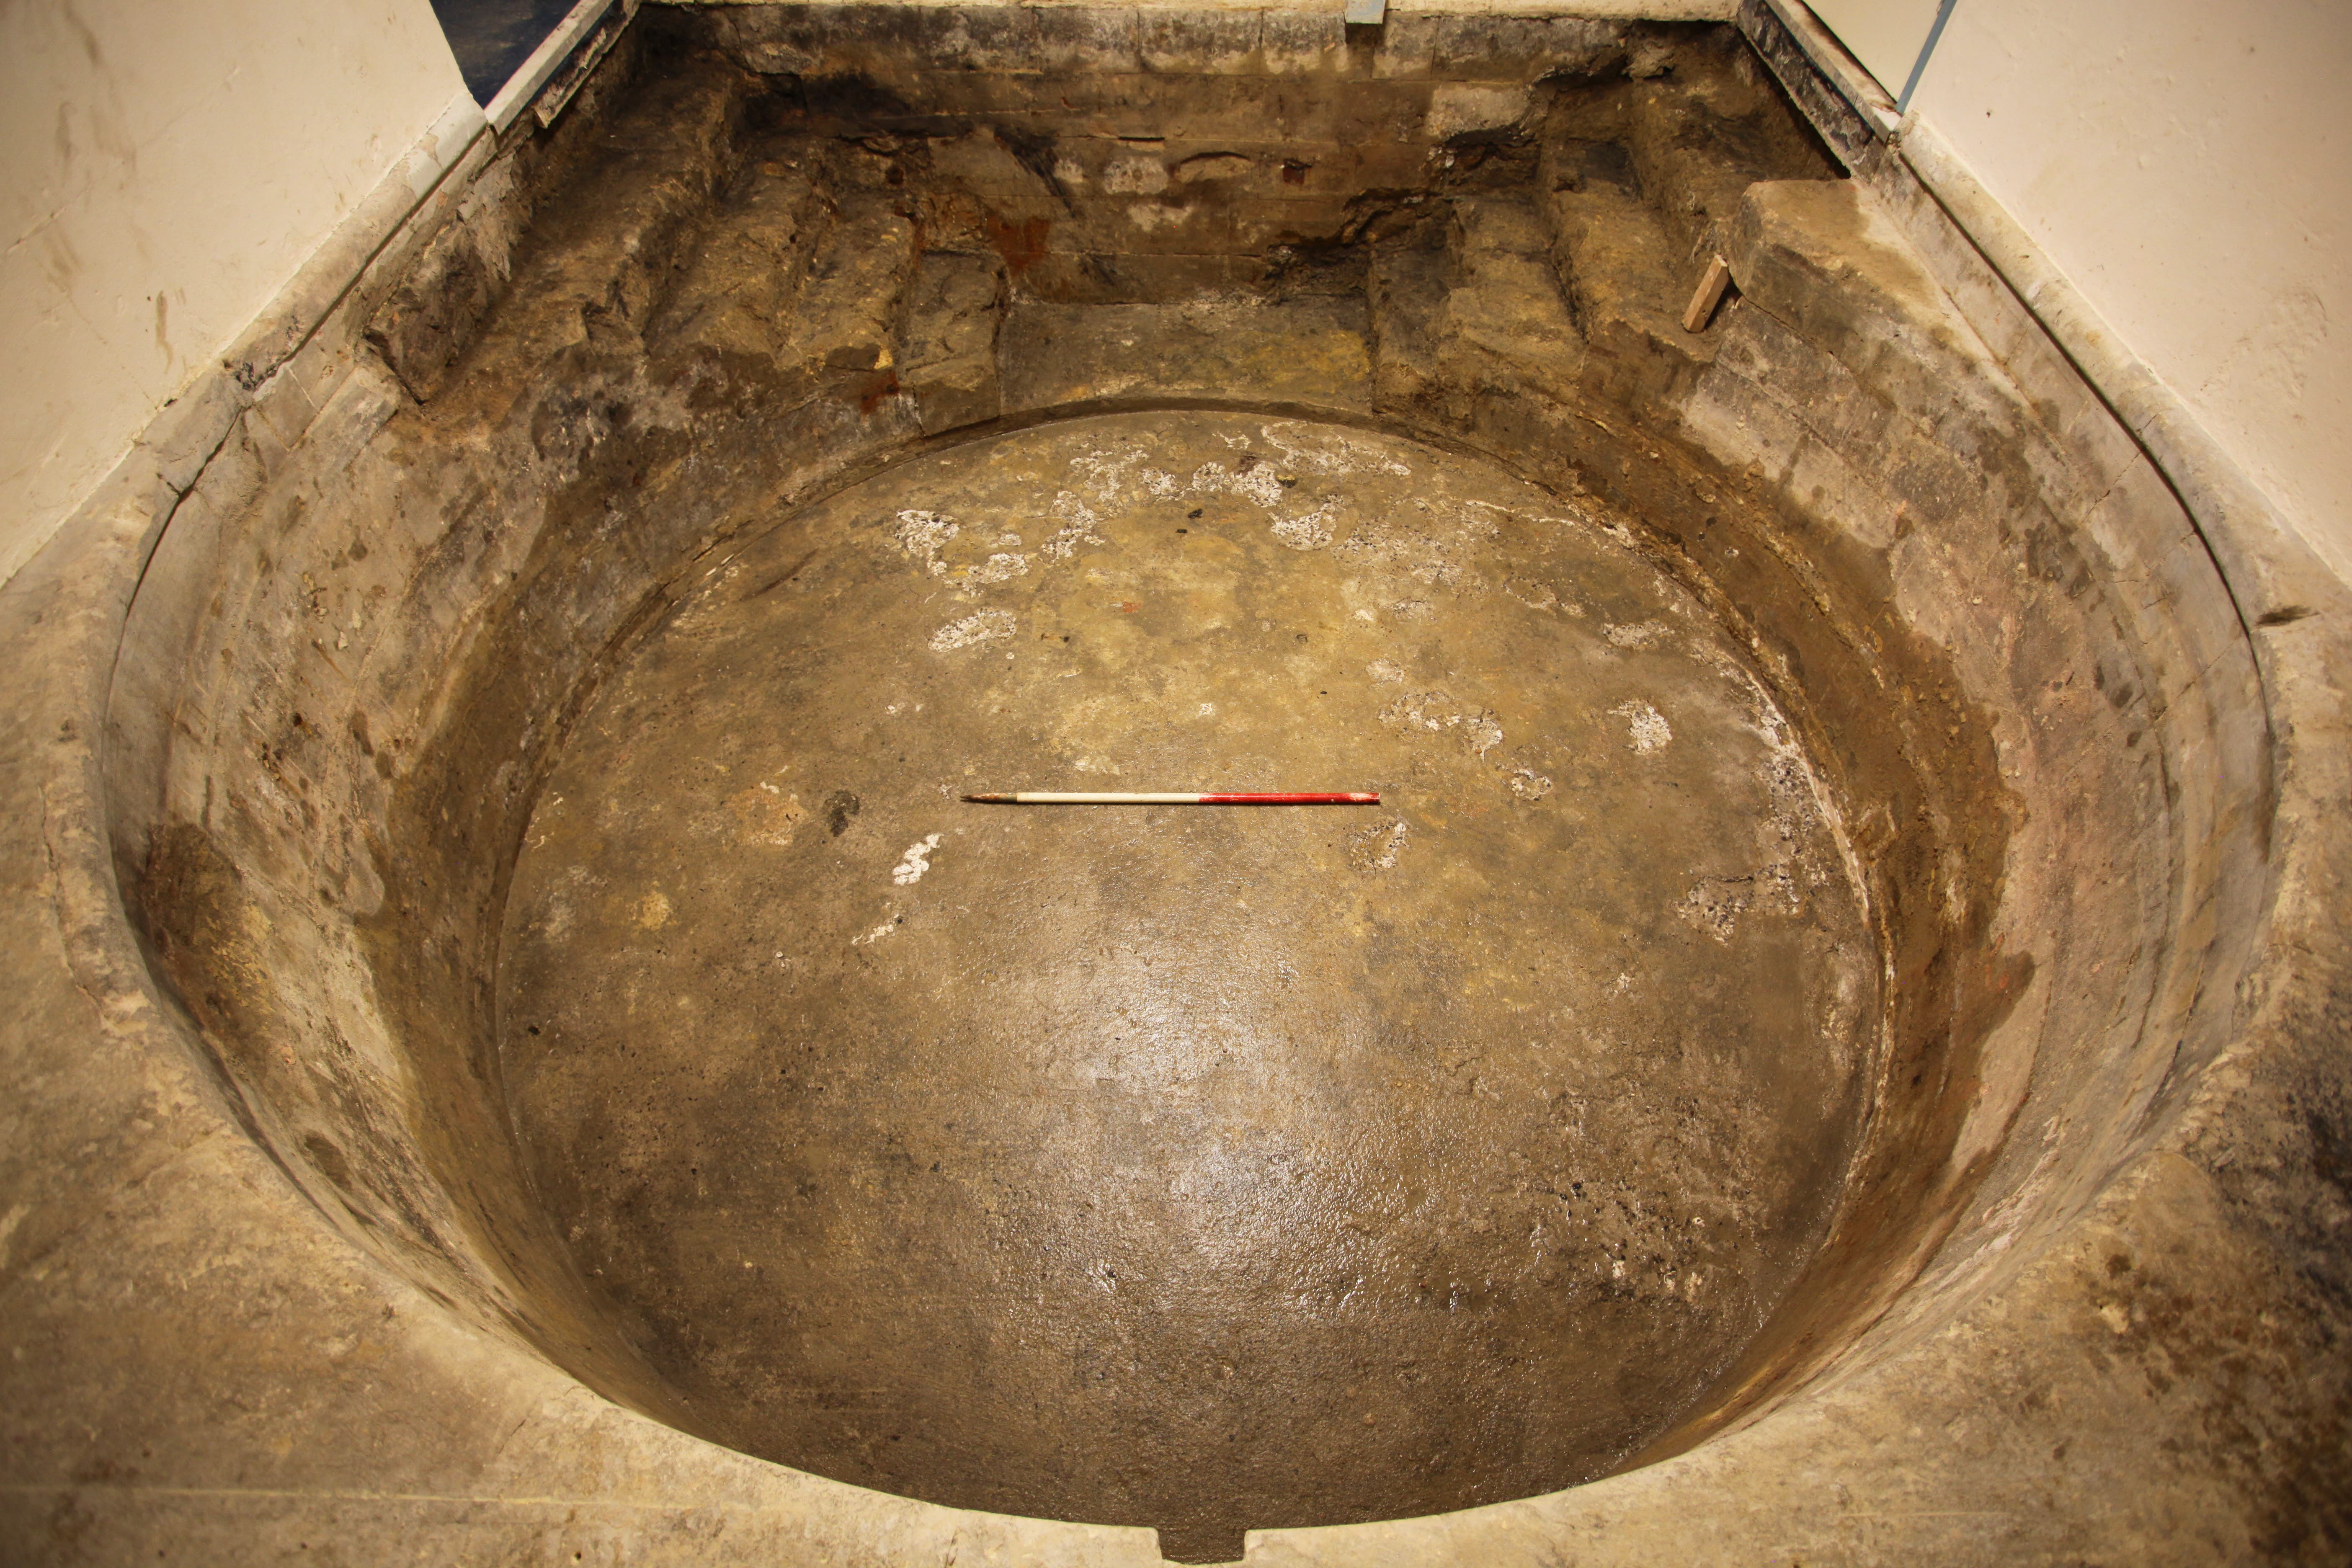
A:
1544 167 1717 407
998 296 1372 413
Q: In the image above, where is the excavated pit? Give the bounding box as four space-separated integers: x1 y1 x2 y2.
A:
109 7 2272 1563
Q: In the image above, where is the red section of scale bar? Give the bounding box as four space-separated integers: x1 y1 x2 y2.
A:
1196 792 1380 804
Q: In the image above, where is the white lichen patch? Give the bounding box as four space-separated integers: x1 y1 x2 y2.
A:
1041 492 1106 561
1125 202 1196 232
894 509 960 573
1069 444 1151 500
1367 659 1407 683
1451 499 1509 539
1073 755 1122 775
892 507 1037 586
892 834 942 886
1603 621 1672 650
1677 877 1752 941
1383 690 1458 733
929 610 1016 652
1189 460 1287 509
1104 157 1169 194
1271 500 1339 550
1348 818 1410 873
1509 767 1554 801
1380 691 1504 758
1332 499 1493 593
852 915 901 946
1612 700 1673 753
965 552 1030 583
1504 578 1559 612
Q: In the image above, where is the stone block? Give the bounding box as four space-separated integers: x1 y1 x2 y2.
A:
135 373 248 502
897 251 1008 432
1000 296 1372 413
1371 13 1634 83
785 201 918 372
1441 196 1586 399
1678 357 1808 482
1548 184 1713 407
1729 180 2004 435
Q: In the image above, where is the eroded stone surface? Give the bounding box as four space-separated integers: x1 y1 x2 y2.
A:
498 414 1871 1559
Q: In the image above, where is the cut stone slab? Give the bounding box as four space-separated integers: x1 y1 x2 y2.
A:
1000 297 1375 412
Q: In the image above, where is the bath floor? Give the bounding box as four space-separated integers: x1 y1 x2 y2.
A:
498 410 1874 1561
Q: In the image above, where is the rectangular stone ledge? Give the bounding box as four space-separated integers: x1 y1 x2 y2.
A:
1679 337 2014 572
1000 297 1374 410
1677 357 1806 477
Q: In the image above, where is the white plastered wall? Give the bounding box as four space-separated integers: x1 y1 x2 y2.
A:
0 0 475 590
1854 0 2352 583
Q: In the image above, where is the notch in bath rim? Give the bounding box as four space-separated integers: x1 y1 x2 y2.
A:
1343 0 1386 26
963 791 1381 805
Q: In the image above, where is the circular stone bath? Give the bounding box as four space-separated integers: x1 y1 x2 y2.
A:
496 413 1872 1556
50 13 2343 1563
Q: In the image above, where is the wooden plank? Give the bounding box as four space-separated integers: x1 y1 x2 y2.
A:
1682 254 1734 333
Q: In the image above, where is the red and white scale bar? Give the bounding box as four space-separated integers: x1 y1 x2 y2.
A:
963 791 1379 805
